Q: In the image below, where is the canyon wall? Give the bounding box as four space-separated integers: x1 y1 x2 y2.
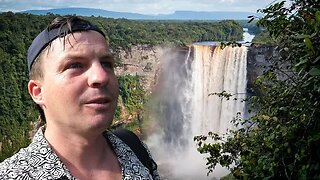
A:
115 44 274 96
114 45 167 95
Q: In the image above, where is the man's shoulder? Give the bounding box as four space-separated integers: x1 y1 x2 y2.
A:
0 132 46 172
107 130 160 180
0 130 72 179
0 147 34 179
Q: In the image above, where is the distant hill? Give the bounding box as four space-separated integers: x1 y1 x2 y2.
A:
23 8 152 19
22 8 258 20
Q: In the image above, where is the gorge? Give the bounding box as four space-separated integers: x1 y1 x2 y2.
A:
115 42 273 179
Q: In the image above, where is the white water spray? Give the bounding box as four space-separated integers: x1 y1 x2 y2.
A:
148 45 248 179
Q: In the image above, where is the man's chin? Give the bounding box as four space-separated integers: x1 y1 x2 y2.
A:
88 117 113 131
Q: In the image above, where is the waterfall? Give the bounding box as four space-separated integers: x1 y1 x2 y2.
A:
192 45 247 135
147 44 248 179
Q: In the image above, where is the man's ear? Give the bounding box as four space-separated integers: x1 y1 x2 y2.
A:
28 80 44 106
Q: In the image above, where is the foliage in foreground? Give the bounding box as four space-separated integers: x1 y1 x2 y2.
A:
195 0 320 179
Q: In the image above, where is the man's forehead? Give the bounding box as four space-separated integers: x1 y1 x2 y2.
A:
49 31 108 52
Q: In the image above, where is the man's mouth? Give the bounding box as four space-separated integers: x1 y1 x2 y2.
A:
84 96 113 110
86 97 111 104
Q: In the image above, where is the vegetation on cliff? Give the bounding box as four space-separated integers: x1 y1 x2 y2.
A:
252 31 276 44
195 0 320 178
113 74 146 132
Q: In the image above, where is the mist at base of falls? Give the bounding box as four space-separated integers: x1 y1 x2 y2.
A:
146 45 248 179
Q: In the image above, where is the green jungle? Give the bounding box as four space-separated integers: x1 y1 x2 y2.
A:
0 0 320 178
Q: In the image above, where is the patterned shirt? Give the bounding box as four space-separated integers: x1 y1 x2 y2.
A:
0 127 160 180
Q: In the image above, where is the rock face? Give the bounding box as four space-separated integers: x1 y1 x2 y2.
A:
247 44 274 75
247 44 275 95
114 45 169 95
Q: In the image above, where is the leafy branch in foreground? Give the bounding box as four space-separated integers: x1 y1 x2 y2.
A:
195 0 320 179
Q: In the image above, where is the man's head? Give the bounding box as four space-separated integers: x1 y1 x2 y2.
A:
28 16 105 80
27 16 119 133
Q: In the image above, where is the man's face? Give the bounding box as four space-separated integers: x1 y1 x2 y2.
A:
36 31 119 133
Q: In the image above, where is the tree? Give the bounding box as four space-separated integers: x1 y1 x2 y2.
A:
194 0 320 179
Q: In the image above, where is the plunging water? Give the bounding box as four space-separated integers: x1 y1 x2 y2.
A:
148 44 248 179
192 45 247 135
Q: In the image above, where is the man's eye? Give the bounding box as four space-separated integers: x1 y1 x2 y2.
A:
101 61 114 69
67 63 83 69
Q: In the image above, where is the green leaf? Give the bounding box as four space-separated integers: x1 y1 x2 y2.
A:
315 11 320 22
294 59 308 68
304 37 315 54
310 133 320 142
308 68 320 76
312 56 320 64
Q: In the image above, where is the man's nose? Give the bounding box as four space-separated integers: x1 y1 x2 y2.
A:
87 62 109 87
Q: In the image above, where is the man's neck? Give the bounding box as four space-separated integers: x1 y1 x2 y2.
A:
44 125 121 180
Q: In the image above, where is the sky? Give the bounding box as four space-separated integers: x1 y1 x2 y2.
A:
0 0 277 15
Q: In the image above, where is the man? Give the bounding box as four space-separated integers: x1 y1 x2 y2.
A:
0 16 160 180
